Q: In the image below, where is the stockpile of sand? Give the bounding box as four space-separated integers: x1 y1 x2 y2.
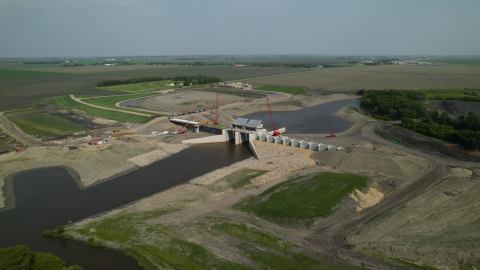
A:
447 167 473 177
93 118 118 124
355 142 376 150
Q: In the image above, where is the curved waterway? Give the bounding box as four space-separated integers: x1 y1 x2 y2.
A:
0 142 251 270
244 98 363 134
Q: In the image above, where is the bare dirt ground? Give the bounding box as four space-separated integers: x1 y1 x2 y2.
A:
9 65 182 74
139 90 248 114
439 100 480 118
245 68 480 92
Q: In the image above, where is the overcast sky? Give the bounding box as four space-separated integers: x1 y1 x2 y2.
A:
1 0 479 57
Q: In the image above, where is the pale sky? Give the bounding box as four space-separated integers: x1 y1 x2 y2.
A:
1 0 479 57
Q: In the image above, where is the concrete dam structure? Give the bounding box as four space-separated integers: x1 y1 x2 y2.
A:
170 118 344 159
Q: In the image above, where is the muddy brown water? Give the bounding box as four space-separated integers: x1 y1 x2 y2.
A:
244 98 363 134
0 142 252 270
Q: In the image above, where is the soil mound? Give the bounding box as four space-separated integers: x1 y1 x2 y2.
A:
93 118 118 124
440 100 480 118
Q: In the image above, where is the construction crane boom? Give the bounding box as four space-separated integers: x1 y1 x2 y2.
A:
213 83 219 125
267 98 280 136
179 109 210 134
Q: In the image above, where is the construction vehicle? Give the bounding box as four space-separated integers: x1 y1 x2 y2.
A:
178 109 210 134
267 98 280 136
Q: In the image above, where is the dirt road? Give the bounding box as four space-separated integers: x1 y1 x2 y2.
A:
69 95 153 117
0 114 46 146
306 123 447 269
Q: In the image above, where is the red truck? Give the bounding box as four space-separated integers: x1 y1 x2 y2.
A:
151 115 161 118
326 134 336 138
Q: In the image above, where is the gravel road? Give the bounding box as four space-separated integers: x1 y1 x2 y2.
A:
306 123 447 270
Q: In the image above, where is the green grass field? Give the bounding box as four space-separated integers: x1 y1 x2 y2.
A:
82 93 167 115
254 85 307 95
414 89 480 99
235 172 368 224
0 69 65 78
95 80 179 93
9 113 87 137
49 96 151 123
223 169 269 189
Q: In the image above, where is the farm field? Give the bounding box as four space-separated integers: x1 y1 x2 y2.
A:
49 96 151 123
245 67 480 92
4 64 182 74
0 66 306 111
9 113 87 138
418 56 480 66
0 69 66 78
415 89 480 99
254 85 307 95
341 64 480 75
96 80 178 93
82 93 163 115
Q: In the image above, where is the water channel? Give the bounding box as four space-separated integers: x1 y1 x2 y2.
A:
0 143 252 269
0 99 361 269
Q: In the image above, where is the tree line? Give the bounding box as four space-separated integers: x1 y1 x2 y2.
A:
0 245 83 270
146 62 222 66
23 61 63 64
97 75 221 87
62 63 84 67
358 89 480 150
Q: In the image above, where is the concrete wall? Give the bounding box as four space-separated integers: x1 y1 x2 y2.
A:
253 134 344 152
248 141 259 159
182 134 227 144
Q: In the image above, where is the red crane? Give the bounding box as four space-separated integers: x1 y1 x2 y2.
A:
213 83 220 125
178 109 210 134
267 97 280 136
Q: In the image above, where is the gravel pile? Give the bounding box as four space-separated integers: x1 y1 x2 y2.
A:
93 118 118 124
355 142 376 150
156 142 189 154
128 149 170 167
192 143 311 186
128 143 190 167
447 167 473 177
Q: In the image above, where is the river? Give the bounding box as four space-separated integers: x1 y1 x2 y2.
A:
0 143 252 269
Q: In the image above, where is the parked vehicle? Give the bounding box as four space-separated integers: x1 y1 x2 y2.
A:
326 134 336 138
151 115 161 118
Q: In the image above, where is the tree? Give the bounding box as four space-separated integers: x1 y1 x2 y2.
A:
0 245 83 270
55 226 65 235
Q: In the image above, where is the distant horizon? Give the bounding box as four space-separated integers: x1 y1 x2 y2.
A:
2 54 480 59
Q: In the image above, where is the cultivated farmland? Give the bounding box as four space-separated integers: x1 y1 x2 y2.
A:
245 66 480 92
0 66 306 111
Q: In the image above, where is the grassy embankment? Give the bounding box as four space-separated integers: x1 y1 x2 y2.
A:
58 170 364 269
95 80 179 94
49 96 151 123
235 172 369 225
254 85 307 95
82 93 169 116
9 113 87 137
0 69 66 78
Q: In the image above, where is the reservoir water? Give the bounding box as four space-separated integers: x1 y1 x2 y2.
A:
0 143 252 270
244 98 362 134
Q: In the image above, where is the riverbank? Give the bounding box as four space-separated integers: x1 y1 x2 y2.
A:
0 135 193 209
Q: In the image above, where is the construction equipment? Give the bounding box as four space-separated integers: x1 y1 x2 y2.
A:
267 98 280 136
179 109 210 134
213 83 220 125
